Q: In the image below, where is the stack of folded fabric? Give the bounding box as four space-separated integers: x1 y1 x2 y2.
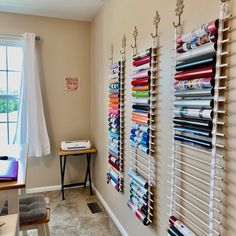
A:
173 19 219 149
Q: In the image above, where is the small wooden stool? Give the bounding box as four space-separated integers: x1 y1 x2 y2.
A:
20 196 50 236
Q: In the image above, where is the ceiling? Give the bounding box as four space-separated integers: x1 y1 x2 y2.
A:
0 0 106 21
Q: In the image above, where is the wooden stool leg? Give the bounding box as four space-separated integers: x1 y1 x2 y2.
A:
37 224 45 236
44 223 50 236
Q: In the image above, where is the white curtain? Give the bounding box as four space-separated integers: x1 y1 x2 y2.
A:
15 33 50 157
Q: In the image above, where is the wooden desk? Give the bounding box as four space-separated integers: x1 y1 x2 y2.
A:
56 148 96 200
0 145 28 235
0 214 18 236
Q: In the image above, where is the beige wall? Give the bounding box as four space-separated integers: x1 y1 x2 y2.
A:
0 12 91 188
91 0 236 235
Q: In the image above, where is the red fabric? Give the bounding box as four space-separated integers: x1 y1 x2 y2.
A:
131 78 149 86
133 56 151 67
175 66 215 81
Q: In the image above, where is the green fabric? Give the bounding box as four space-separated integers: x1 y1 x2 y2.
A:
132 91 150 98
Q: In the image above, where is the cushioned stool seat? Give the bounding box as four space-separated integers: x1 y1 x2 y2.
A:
1 195 47 224
20 195 47 224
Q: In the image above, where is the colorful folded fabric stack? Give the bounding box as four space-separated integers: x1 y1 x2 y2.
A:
173 19 219 149
107 61 125 192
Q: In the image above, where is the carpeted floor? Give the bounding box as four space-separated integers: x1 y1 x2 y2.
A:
26 188 121 236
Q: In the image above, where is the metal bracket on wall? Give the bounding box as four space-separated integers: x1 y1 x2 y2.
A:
173 0 184 29
120 34 126 60
108 43 114 63
131 26 138 57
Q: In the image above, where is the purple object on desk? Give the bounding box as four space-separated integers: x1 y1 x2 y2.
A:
0 160 18 181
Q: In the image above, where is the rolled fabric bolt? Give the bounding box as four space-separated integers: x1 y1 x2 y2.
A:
132 91 150 98
131 78 149 86
111 67 120 74
130 135 149 146
133 109 149 115
108 117 119 124
109 142 119 150
108 122 119 129
109 73 120 79
110 168 120 180
109 93 119 98
108 149 119 159
108 127 119 133
133 56 151 67
109 61 120 70
132 113 149 120
176 33 217 53
175 66 215 81
174 88 214 97
108 131 119 140
109 137 119 145
109 109 119 114
130 179 148 195
130 195 147 208
176 19 218 44
174 134 212 148
169 216 196 236
174 77 214 90
133 62 151 72
176 56 216 71
132 85 149 91
130 188 148 201
109 83 119 89
132 123 149 132
132 105 150 111
110 178 120 192
131 129 149 139
131 140 149 153
174 125 212 137
109 112 119 118
109 105 119 111
167 226 184 236
108 170 119 184
127 200 149 226
132 98 150 104
133 48 152 60
176 43 217 62
109 98 119 103
109 78 119 83
132 118 148 125
109 89 120 94
174 107 213 119
109 145 119 155
109 159 119 171
128 170 148 189
109 155 119 165
109 100 119 105
173 99 213 108
173 117 212 129
132 112 149 118
132 70 151 80
130 184 148 201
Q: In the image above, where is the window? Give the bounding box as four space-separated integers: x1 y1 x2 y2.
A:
0 42 23 145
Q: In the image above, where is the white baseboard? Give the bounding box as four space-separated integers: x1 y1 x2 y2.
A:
26 182 89 194
92 184 129 236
